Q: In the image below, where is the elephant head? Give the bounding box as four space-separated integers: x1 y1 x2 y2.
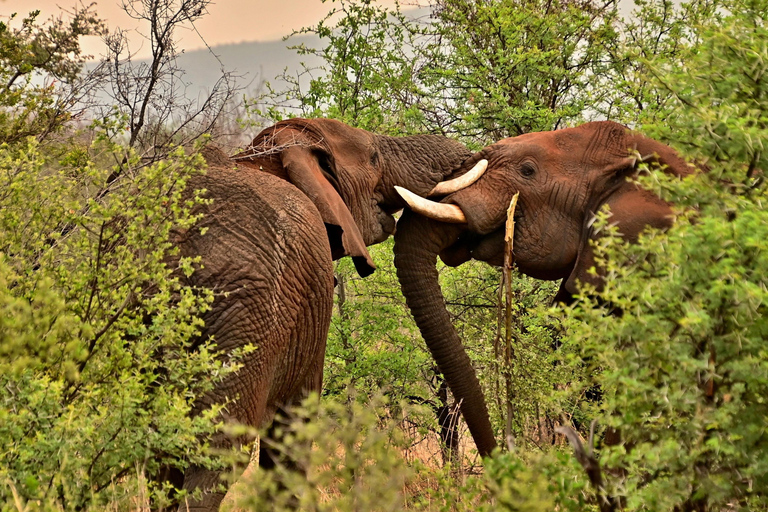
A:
235 118 473 276
392 121 698 456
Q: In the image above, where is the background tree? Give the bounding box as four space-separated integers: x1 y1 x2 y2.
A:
421 0 618 142
592 0 722 125
0 6 104 145
92 0 238 162
252 0 423 134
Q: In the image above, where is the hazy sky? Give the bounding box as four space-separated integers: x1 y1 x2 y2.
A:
1 0 401 60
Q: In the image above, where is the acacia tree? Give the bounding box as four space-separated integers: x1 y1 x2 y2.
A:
252 0 423 134
592 0 723 125
420 0 618 143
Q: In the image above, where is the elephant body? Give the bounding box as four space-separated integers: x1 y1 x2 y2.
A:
166 120 472 510
173 160 335 510
393 121 699 456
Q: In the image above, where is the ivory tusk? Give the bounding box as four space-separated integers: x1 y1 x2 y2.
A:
429 159 488 196
394 186 467 224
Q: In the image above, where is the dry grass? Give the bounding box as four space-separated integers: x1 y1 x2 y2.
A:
222 419 485 511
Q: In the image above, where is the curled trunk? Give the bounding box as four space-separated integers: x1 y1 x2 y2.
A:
394 210 498 457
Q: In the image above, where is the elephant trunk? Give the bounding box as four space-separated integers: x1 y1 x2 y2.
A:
394 210 498 457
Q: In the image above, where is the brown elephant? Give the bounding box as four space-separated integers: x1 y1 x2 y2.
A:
171 118 474 510
392 121 698 456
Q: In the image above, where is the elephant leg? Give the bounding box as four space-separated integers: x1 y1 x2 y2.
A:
175 363 275 512
176 466 227 512
257 405 292 472
258 350 325 472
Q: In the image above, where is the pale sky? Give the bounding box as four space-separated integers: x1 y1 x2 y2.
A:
1 0 402 60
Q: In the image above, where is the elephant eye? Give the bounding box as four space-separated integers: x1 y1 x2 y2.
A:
520 162 536 178
370 151 379 167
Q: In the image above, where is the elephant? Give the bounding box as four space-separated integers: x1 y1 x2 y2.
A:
391 120 698 457
169 118 474 510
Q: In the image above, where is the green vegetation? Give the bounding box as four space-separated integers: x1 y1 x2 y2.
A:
565 3 768 507
0 4 239 509
2 0 768 510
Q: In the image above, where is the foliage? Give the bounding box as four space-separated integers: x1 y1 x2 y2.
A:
481 449 594 512
0 7 242 510
327 238 581 463
0 134 240 510
233 394 414 512
562 0 768 509
0 7 104 145
250 0 422 134
255 0 624 144
232 394 593 512
593 0 722 125
326 240 432 402
422 0 617 143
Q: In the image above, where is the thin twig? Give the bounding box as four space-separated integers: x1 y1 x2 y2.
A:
503 193 520 445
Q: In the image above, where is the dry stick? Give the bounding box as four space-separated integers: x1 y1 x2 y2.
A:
503 193 520 448
493 278 505 437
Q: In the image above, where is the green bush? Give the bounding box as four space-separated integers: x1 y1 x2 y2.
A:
233 395 414 512
562 1 768 509
0 136 243 509
0 9 239 509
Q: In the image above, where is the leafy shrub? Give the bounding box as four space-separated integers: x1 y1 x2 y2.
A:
0 8 239 508
0 136 243 509
562 1 768 509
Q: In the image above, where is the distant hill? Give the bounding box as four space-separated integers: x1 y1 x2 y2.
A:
173 34 323 96
167 6 431 96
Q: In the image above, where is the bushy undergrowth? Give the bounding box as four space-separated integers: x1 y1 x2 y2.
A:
559 1 768 509
0 135 244 509
0 8 239 509
229 395 593 512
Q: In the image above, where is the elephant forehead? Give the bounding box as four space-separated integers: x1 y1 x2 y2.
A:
554 130 582 152
315 119 374 154
489 139 550 167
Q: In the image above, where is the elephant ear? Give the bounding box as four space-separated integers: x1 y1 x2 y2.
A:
279 143 376 277
631 132 698 179
559 131 696 301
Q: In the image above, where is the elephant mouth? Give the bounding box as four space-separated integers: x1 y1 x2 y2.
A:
443 205 524 267
382 212 397 234
370 211 396 244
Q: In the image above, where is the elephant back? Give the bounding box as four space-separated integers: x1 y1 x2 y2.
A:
174 161 336 426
